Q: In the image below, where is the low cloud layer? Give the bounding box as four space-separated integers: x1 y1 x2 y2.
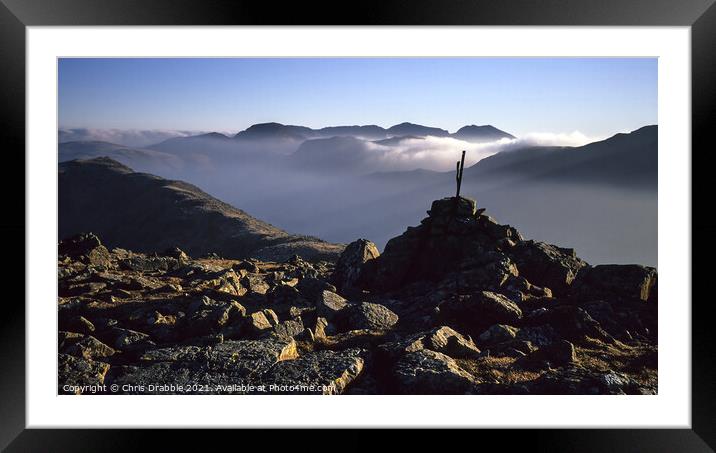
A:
58 128 232 148
348 131 599 173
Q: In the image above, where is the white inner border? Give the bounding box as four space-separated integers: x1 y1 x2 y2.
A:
27 26 691 428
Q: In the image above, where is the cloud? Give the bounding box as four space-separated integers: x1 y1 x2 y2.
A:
58 128 236 148
361 131 599 172
516 131 596 147
367 136 499 172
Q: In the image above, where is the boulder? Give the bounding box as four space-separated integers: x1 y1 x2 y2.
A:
59 315 96 335
478 324 519 346
381 326 481 360
393 349 476 394
241 274 271 295
571 264 657 302
523 305 612 342
331 239 380 292
119 255 180 273
428 196 476 218
515 339 576 370
438 291 522 336
59 332 116 360
524 365 650 395
260 348 367 394
508 240 587 296
107 327 155 352
515 324 559 347
58 353 110 394
316 290 350 320
58 232 112 267
338 302 399 331
163 246 190 262
270 318 306 340
296 277 337 302
108 338 299 394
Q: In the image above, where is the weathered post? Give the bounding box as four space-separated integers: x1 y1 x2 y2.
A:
455 150 466 198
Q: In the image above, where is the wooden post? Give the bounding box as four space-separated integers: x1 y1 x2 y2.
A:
455 150 466 198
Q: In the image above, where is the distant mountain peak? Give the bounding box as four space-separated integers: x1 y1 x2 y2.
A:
453 125 516 142
386 122 450 137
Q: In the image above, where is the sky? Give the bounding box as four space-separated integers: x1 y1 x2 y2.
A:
58 58 657 138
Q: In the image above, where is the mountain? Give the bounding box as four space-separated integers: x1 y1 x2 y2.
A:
316 125 387 140
386 122 450 137
373 135 423 146
59 141 184 173
465 125 657 189
146 132 232 154
452 125 515 142
234 122 315 141
58 157 344 262
288 136 373 172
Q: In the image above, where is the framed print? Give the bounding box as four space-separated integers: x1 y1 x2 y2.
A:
3 0 715 449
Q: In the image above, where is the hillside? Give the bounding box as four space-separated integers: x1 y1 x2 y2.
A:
466 125 657 189
58 157 343 262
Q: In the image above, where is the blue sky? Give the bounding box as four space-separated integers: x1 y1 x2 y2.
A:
58 58 657 137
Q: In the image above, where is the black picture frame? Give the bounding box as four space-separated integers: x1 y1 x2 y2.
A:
2 0 713 449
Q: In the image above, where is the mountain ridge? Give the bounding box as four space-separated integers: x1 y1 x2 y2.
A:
58 157 344 262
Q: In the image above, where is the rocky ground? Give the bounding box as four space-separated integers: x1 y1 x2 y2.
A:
58 196 657 395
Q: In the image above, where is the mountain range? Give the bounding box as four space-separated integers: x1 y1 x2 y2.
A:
57 123 658 266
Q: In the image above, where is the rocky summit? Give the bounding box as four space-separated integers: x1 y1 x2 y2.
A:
58 196 657 395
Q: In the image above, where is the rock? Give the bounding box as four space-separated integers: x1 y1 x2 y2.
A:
183 296 245 337
314 317 329 340
524 305 612 342
339 302 399 331
59 332 116 360
381 326 481 361
571 264 657 301
422 326 481 358
262 309 279 326
509 241 587 296
241 274 271 295
316 290 350 320
484 339 536 358
261 349 367 394
58 232 112 267
515 324 559 347
393 349 476 394
524 365 649 395
267 285 310 316
428 196 476 217
478 324 519 346
58 354 110 394
119 255 179 273
515 339 576 370
108 339 298 394
318 329 388 350
270 318 305 340
438 291 522 336
296 277 337 302
163 246 190 262
239 309 278 337
331 239 380 292
233 260 260 273
107 327 155 352
60 315 96 335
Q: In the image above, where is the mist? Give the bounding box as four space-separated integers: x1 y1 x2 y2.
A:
58 128 231 148
59 128 656 267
